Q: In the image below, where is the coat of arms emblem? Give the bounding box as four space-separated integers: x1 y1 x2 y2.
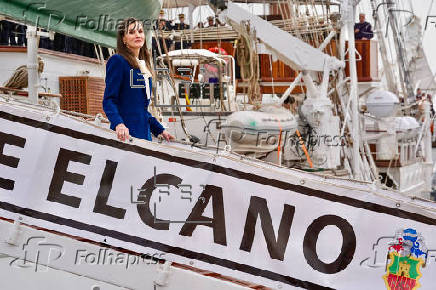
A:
383 228 427 290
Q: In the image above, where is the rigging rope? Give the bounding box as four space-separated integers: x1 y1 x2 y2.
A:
153 26 191 139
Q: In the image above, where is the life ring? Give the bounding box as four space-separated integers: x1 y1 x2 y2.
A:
208 47 228 55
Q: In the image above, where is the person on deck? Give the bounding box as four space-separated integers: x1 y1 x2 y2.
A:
206 16 224 27
152 19 173 57
174 13 191 50
103 18 174 142
0 20 10 45
38 29 53 50
174 13 190 30
354 13 374 40
416 88 423 100
207 16 216 27
158 9 173 31
9 23 26 46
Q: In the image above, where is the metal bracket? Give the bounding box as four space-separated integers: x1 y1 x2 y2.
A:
6 217 23 246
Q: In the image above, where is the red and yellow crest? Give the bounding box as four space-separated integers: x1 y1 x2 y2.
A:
383 252 424 290
383 228 427 290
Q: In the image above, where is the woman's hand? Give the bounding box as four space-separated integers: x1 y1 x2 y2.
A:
160 130 175 142
115 123 130 141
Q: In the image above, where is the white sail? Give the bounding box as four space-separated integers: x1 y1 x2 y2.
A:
404 16 436 91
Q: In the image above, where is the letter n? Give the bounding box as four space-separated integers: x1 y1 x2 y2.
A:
240 196 295 261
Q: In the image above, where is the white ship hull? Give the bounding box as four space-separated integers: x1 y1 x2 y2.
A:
0 99 435 289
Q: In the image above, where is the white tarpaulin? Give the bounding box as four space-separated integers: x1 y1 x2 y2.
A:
1 101 436 289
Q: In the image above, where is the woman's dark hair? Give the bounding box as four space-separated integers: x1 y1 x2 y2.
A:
116 17 152 71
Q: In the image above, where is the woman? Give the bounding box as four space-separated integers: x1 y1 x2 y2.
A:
103 18 173 142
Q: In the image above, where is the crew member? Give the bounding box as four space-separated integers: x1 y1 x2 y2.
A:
354 13 374 40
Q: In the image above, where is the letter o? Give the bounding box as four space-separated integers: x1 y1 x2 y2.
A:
303 215 356 274
86 19 97 30
266 135 277 145
86 253 97 264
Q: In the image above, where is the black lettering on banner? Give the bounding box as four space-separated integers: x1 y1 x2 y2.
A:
303 215 356 274
93 160 126 219
136 174 182 230
47 148 91 208
0 132 26 190
240 196 295 261
179 185 227 246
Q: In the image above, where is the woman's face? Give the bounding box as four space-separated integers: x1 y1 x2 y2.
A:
123 21 145 50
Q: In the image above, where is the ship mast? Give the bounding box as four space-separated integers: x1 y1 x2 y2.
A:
26 26 39 104
385 0 414 102
341 0 362 180
370 0 398 95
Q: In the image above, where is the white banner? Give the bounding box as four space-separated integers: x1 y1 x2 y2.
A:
1 101 436 289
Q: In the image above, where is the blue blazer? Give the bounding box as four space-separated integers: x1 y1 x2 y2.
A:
103 54 164 140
